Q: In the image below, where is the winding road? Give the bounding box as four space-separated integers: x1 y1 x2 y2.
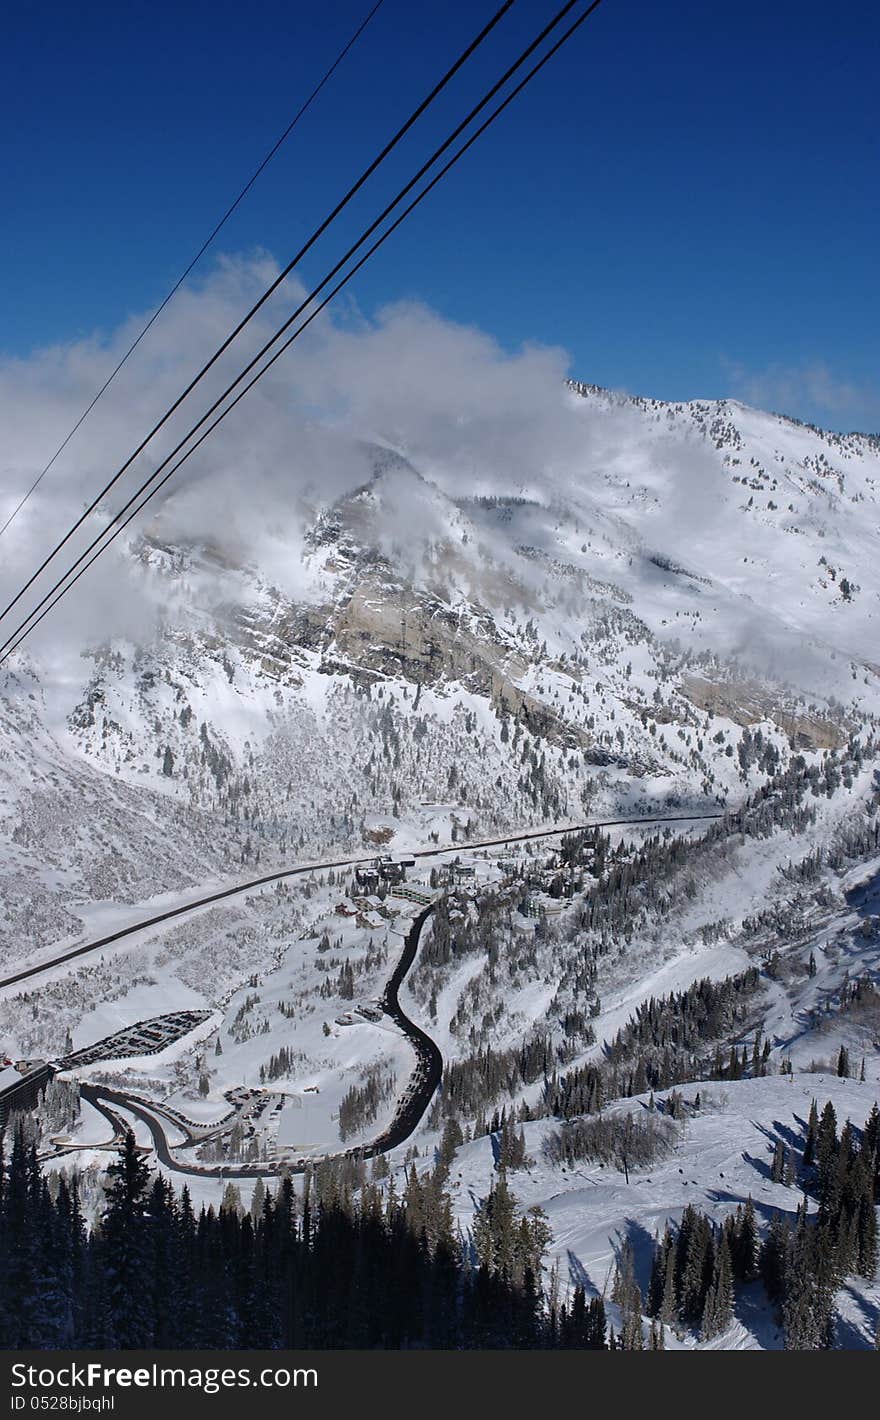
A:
80 904 440 1177
8 808 725 1177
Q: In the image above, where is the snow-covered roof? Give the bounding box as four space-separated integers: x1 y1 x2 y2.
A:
0 1065 23 1090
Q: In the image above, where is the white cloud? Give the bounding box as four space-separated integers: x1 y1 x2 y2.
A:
0 253 605 662
0 255 872 710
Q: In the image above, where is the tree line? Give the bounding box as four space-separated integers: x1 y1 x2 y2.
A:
0 1124 606 1350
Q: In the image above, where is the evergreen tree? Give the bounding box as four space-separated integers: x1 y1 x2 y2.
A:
803 1098 819 1168
815 1101 838 1201
759 1213 789 1304
677 1205 713 1323
735 1196 759 1281
782 1220 818 1350
96 1131 154 1347
702 1233 734 1341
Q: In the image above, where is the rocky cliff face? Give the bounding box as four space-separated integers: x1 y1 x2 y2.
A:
1 387 878 959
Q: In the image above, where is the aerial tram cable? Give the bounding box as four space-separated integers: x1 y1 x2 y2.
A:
0 0 387 545
0 0 517 631
0 0 607 665
0 1 605 665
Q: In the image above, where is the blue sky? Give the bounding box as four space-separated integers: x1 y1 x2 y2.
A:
2 0 877 429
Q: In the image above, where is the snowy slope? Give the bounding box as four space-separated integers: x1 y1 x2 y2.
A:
2 387 879 1337
442 1073 880 1350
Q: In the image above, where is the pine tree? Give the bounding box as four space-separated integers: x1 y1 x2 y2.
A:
619 1282 644 1350
678 1206 713 1323
647 1230 668 1316
857 1185 878 1279
864 1102 880 1194
613 1240 644 1351
1 1129 44 1346
612 1237 636 1305
782 1221 817 1350
737 1196 759 1281
760 1213 789 1304
803 1098 819 1167
473 1173 521 1281
699 1280 716 1342
704 1233 734 1339
97 1131 154 1346
815 1100 838 1201
586 1296 607 1350
221 1182 243 1216
436 1116 464 1178
660 1240 679 1329
250 1177 266 1224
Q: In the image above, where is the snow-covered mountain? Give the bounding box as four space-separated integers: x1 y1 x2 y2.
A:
2 382 879 1348
3 384 878 958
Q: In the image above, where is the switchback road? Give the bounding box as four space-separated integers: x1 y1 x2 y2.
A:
80 904 440 1178
7 809 725 1178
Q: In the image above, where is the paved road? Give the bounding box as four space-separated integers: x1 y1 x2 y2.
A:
79 905 440 1178
372 904 443 1153
0 810 722 991
80 1090 128 1142
11 807 724 1177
